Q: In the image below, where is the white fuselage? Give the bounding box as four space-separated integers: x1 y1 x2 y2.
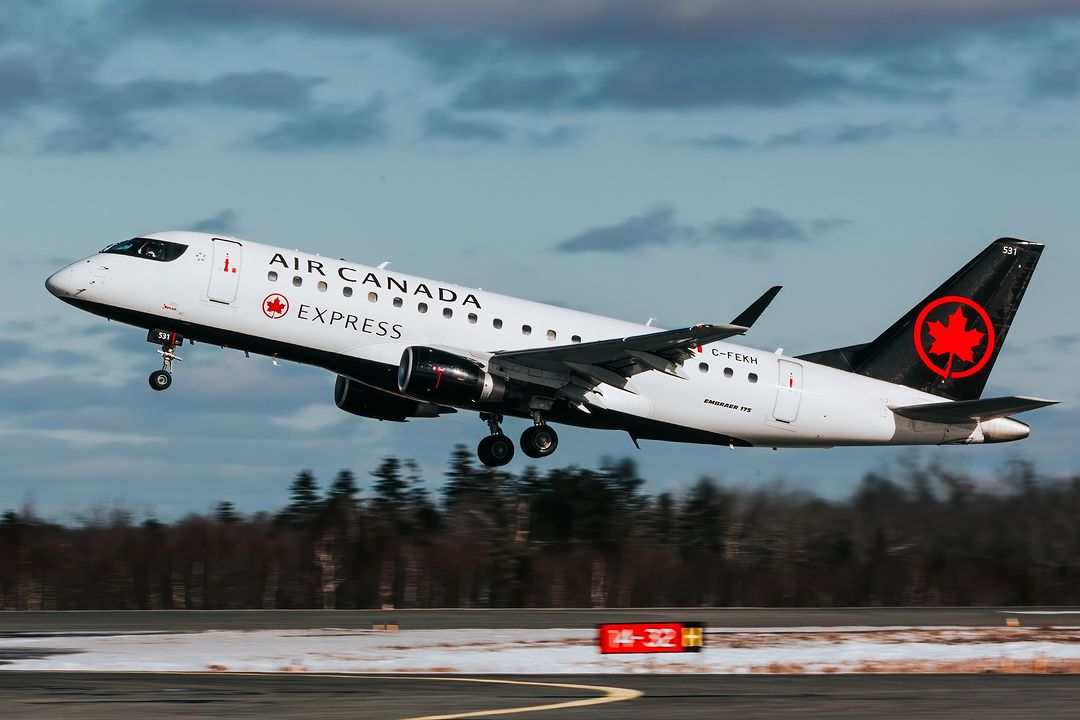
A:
45 231 1016 448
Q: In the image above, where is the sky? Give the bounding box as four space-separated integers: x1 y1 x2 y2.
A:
1 0 1079 520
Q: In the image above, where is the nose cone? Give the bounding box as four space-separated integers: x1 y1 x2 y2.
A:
45 266 77 298
45 264 86 297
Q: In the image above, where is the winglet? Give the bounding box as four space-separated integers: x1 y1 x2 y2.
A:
731 286 781 328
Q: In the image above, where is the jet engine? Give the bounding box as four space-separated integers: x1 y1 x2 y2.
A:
397 347 506 407
334 375 453 421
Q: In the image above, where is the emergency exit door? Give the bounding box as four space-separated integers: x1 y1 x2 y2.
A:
772 359 803 423
207 238 242 303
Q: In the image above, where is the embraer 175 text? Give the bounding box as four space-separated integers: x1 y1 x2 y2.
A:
46 234 1056 466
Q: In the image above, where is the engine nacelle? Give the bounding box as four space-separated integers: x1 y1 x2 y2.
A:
397 347 506 407
334 375 450 421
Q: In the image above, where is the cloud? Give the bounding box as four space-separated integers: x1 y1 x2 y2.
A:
0 425 164 448
674 117 959 151
249 98 387 150
1028 42 1080 98
1042 333 1080 352
0 56 43 114
206 71 323 110
0 351 406 517
122 1 1080 52
526 124 584 147
271 403 349 432
0 18 334 155
422 110 509 142
450 53 934 112
188 209 240 235
586 53 927 110
118 1 1080 115
42 70 328 153
421 110 584 147
767 122 902 147
554 205 848 254
0 337 98 372
70 71 323 116
678 133 754 150
41 113 156 154
452 71 582 111
0 339 33 366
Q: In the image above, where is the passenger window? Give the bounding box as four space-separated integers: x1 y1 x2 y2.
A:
343 286 353 298
368 292 378 303
723 367 733 378
699 362 709 373
468 313 478 324
522 325 532 336
546 329 556 341
292 276 302 287
572 335 581 343
493 318 503 329
393 297 403 308
268 271 278 282
748 373 758 383
443 308 453 319
317 281 327 292
418 302 428 314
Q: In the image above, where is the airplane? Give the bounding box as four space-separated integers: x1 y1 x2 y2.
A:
45 233 1056 467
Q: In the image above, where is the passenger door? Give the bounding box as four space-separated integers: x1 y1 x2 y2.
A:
772 359 803 423
207 238 242 304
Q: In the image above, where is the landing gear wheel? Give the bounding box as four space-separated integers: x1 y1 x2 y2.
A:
478 434 515 467
521 424 559 459
149 369 173 391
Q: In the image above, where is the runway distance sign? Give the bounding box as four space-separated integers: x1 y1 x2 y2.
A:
597 622 704 654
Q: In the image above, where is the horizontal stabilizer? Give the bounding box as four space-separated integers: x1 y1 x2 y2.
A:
889 396 1057 424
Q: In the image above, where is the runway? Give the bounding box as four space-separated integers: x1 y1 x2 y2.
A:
2 672 1080 719
2 606 1078 632
4 609 1080 718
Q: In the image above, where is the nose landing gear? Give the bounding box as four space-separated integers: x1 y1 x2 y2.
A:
147 329 182 392
477 412 514 467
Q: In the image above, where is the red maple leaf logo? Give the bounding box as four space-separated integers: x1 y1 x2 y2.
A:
262 293 289 318
266 297 285 315
913 295 995 379
927 306 984 364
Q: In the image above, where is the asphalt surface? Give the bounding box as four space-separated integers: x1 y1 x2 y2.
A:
1 606 1078 632
4 609 1080 718
2 672 1080 719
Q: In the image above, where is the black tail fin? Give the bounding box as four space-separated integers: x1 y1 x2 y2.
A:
799 238 1043 400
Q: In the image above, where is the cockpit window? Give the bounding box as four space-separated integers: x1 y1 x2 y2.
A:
101 238 188 262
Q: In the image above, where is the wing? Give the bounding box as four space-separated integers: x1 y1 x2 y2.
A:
488 286 781 406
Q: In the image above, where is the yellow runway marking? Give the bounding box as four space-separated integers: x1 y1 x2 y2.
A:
383 676 643 720
7 671 643 720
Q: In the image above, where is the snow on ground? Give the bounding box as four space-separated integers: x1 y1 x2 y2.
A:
3 626 1080 674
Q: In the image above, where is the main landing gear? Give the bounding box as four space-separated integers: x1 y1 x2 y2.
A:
521 411 559 459
147 329 182 391
478 413 515 467
476 411 560 467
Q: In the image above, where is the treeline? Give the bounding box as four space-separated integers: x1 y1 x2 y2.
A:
3 450 1080 610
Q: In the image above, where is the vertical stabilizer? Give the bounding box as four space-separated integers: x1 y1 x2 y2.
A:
799 238 1043 400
